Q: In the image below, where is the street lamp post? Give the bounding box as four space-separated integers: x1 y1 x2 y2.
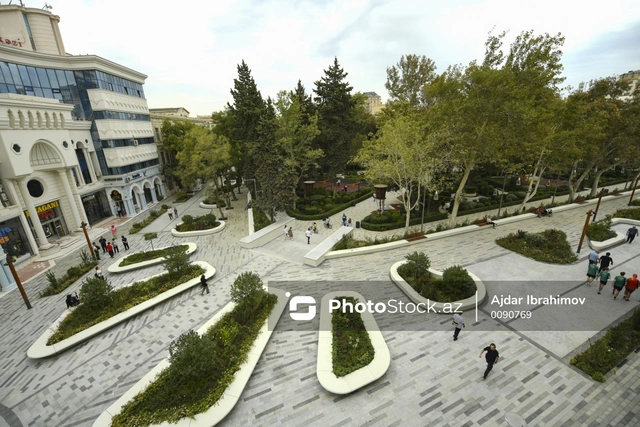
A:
80 221 97 260
592 189 609 222
577 209 594 254
5 255 31 309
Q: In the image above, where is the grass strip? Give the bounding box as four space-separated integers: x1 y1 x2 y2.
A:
119 245 189 267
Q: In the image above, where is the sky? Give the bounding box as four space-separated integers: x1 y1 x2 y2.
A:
46 0 640 116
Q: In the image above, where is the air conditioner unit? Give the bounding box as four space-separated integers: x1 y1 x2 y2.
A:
132 140 139 146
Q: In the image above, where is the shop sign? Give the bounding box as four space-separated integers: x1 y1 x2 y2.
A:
131 173 141 179
0 36 23 47
24 200 59 219
0 227 10 244
82 195 96 202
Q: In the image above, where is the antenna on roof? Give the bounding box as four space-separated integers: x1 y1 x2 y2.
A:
43 3 53 9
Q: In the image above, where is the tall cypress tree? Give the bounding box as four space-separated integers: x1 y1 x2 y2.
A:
227 60 265 180
313 57 356 176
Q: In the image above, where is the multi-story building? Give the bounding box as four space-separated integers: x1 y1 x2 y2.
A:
362 91 385 115
619 70 639 101
0 4 163 261
149 108 211 194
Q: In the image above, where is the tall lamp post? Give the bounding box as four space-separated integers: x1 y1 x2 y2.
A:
592 189 609 222
577 209 594 254
629 175 640 206
5 254 31 309
80 222 97 260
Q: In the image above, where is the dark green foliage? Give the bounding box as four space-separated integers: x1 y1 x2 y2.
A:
175 214 219 232
252 207 273 232
397 254 476 302
40 259 98 297
110 292 277 426
287 188 373 220
613 208 640 220
571 309 640 382
79 277 114 311
47 264 205 345
587 216 617 241
143 232 158 251
119 245 189 267
331 296 375 377
229 272 265 304
182 215 194 225
496 229 578 264
162 247 192 279
331 234 403 250
629 199 640 207
175 191 192 203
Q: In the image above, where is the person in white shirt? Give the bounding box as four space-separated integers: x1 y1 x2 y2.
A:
306 228 312 244
452 311 465 341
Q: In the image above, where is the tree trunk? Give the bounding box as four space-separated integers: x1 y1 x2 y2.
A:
402 187 416 236
568 165 590 203
226 172 238 201
448 167 472 228
292 185 297 210
589 168 608 197
518 166 545 211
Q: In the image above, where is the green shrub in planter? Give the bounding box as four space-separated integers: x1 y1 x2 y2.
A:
629 199 640 207
79 277 114 311
464 186 477 194
613 208 640 221
587 216 617 241
442 265 475 297
505 194 518 202
182 215 194 225
161 204 170 210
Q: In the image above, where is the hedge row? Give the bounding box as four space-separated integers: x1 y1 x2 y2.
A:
286 187 374 220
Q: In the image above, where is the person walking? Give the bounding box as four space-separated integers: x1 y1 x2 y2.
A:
624 274 639 301
99 236 108 253
92 242 101 260
173 206 178 218
284 225 288 241
121 235 129 250
626 226 638 244
106 242 114 258
94 266 104 280
452 311 465 341
586 262 598 286
598 267 610 294
112 239 120 254
200 274 210 295
168 208 173 220
613 272 627 299
598 252 613 274
287 226 293 241
588 250 600 265
479 343 500 380
342 213 347 226
116 205 122 217
110 225 117 239
306 228 311 244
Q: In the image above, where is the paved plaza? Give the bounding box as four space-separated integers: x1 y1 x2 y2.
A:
2 185 640 426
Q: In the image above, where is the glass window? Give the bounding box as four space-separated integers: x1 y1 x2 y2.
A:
17 65 31 86
53 92 63 102
0 83 7 92
36 68 50 88
34 87 44 97
8 64 21 86
0 63 12 84
6 84 16 94
55 69 68 88
46 69 59 88
43 88 53 98
16 86 25 95
27 67 40 87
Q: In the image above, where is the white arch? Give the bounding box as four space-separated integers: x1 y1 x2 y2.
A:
142 179 153 189
130 183 143 194
29 140 66 167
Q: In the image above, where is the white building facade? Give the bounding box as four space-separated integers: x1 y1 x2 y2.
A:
0 4 164 262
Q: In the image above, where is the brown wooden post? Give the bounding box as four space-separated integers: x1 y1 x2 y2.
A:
81 222 96 260
5 255 31 309
577 209 593 254
629 176 640 205
592 189 608 222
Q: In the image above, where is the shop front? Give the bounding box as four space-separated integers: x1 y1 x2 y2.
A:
81 191 111 225
24 200 69 241
0 217 34 263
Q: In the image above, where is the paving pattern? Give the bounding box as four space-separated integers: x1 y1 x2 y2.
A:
1 185 640 426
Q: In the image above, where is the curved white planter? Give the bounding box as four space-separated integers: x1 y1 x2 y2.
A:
27 261 216 359
390 261 485 312
107 242 197 273
588 232 626 251
199 201 218 209
171 221 226 237
317 291 390 394
92 288 289 427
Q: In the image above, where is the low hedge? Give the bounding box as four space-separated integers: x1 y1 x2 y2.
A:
111 292 277 426
586 217 617 242
175 214 220 232
118 245 189 267
252 208 273 232
130 209 165 234
40 260 98 297
47 264 205 345
361 211 448 231
286 187 374 220
332 296 375 377
613 208 640 221
571 309 640 382
331 234 403 251
496 229 577 264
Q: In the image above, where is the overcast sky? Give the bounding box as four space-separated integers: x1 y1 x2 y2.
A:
50 0 640 116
